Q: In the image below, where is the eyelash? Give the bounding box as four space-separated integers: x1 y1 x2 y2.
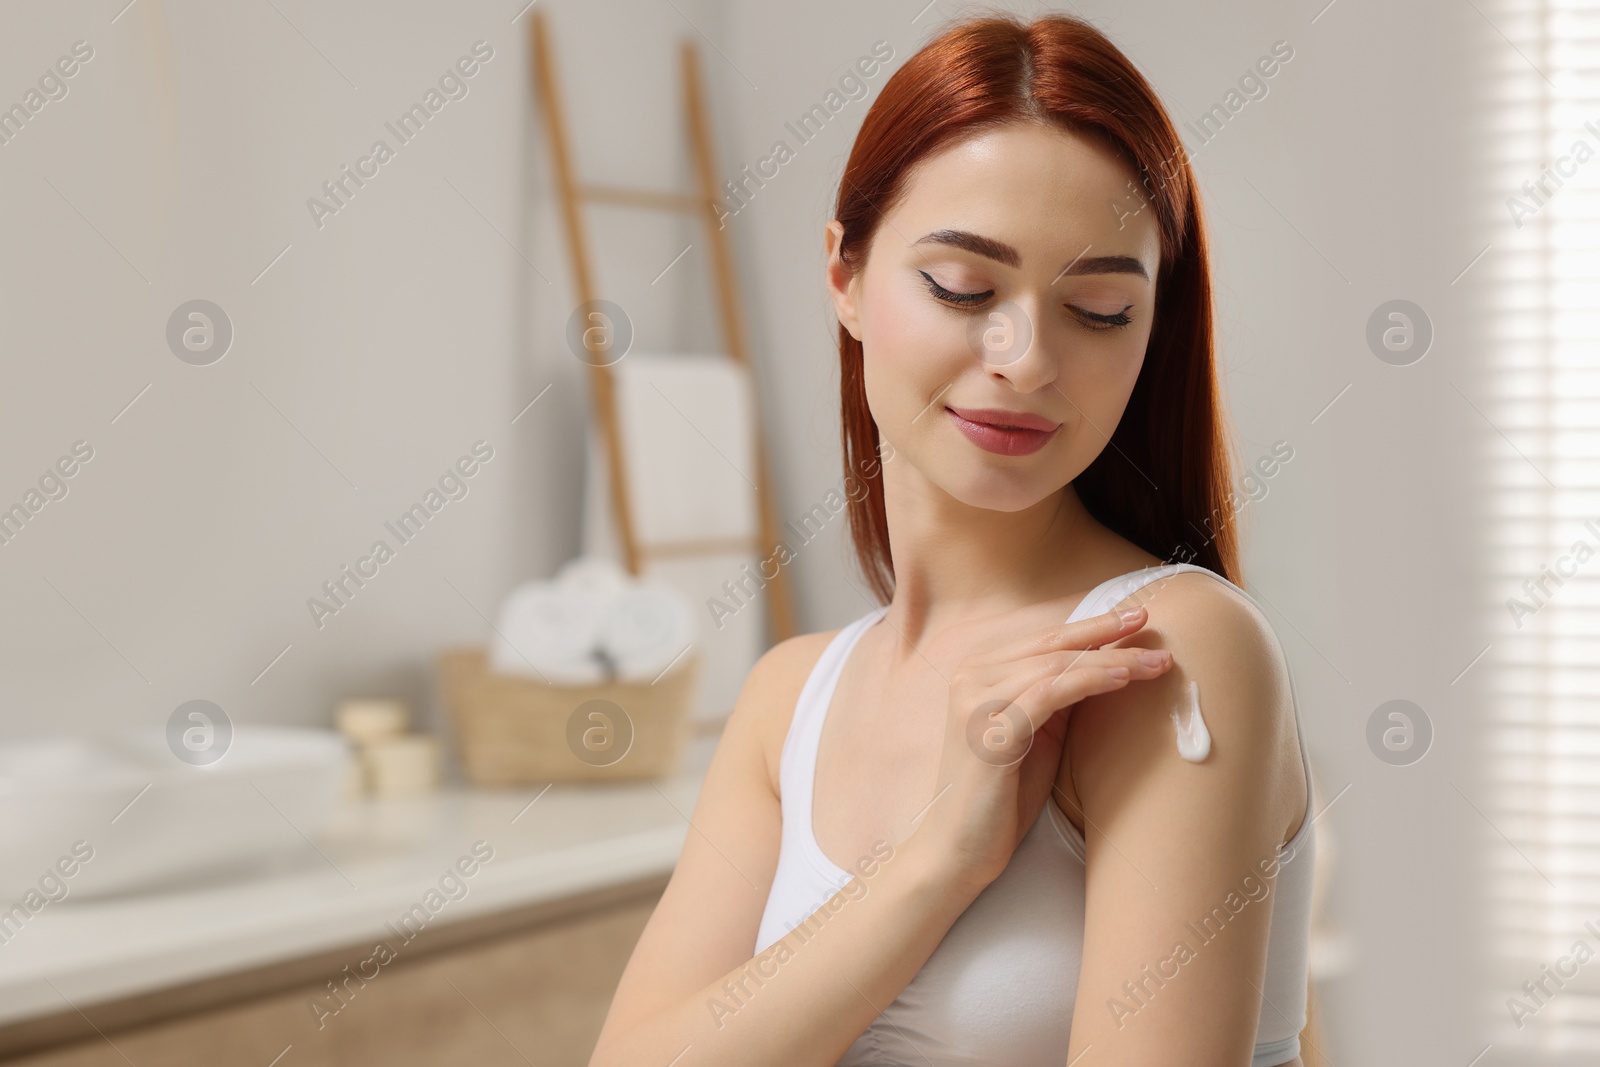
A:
918 270 1134 330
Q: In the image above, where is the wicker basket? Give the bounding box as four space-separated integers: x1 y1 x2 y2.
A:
437 647 699 785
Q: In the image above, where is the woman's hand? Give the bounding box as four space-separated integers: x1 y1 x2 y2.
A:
912 604 1174 895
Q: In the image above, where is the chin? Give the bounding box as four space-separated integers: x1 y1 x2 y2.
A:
940 464 1061 512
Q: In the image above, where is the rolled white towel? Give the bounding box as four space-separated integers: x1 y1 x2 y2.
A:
598 579 696 684
556 555 630 602
489 580 609 685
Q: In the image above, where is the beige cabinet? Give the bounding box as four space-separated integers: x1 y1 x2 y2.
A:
0 878 665 1067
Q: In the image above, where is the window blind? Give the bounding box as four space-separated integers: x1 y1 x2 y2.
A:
1486 0 1600 1059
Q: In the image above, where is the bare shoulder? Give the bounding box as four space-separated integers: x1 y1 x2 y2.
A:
1065 569 1305 844
1116 569 1288 697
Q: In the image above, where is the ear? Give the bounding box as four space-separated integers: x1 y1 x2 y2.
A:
824 219 863 342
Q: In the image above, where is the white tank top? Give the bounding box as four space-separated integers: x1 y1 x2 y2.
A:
754 563 1317 1067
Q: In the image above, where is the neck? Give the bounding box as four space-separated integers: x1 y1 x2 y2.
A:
876 463 1099 651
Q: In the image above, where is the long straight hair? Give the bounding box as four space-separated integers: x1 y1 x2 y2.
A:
834 12 1241 604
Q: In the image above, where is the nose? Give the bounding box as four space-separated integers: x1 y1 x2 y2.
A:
971 298 1057 394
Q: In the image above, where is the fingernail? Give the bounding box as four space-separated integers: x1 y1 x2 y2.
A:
1138 650 1168 667
1117 606 1143 625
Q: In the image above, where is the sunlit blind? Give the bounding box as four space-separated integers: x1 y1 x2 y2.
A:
1486 0 1600 1059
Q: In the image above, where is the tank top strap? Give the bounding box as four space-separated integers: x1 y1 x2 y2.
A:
1067 561 1239 623
779 606 889 877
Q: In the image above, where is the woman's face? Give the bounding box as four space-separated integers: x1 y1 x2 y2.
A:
825 122 1163 513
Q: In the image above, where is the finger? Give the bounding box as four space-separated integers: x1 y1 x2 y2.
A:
964 642 1168 693
1000 644 1172 694
967 662 1137 766
967 603 1149 668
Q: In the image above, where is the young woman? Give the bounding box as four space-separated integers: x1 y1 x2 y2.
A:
588 13 1315 1067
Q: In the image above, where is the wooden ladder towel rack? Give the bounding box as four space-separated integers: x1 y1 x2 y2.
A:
528 10 797 645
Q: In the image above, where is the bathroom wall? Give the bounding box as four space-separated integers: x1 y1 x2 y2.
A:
0 0 719 740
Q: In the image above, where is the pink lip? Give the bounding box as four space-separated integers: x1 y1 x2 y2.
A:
945 406 1060 456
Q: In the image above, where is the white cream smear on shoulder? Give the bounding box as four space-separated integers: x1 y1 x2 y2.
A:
1171 680 1211 762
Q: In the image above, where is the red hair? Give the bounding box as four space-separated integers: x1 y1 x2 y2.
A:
834 12 1242 604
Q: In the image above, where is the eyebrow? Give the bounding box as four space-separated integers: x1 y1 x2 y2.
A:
911 228 1150 281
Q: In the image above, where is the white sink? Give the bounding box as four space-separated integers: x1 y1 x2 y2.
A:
0 726 350 900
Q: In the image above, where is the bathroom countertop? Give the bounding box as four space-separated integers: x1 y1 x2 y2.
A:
0 737 714 1031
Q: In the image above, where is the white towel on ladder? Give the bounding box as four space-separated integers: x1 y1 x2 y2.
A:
580 352 768 726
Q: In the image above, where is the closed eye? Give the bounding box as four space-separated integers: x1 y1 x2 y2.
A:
1077 305 1134 329
919 271 1134 330
919 270 991 307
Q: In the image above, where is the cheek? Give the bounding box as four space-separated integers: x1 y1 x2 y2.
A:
862 280 972 423
1054 339 1147 457
1063 339 1137 396
1061 335 1144 394
1037 314 1144 416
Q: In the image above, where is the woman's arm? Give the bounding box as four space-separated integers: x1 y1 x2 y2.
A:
1059 573 1307 1067
587 633 987 1067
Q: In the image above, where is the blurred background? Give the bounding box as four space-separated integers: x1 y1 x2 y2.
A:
0 0 1593 1064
